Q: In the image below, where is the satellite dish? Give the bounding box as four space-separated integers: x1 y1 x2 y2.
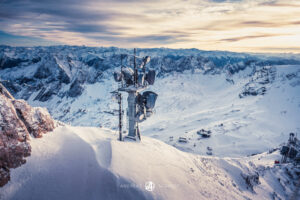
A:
136 93 144 106
135 91 157 120
142 91 158 110
144 56 151 64
138 74 145 86
113 71 122 82
138 56 151 69
145 70 156 85
121 67 134 85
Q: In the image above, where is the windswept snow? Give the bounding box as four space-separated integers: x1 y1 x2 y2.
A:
1 46 300 158
0 126 295 200
140 65 300 157
25 65 300 157
1 46 300 199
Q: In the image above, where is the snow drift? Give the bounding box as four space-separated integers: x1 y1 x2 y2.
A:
0 46 300 199
0 125 298 200
1 45 298 158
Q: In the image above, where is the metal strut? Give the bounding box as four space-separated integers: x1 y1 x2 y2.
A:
118 93 122 141
134 48 137 87
136 123 141 141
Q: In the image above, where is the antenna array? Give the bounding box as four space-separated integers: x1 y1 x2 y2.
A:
111 48 157 141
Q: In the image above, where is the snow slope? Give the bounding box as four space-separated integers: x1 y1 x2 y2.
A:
0 125 295 200
141 65 300 157
24 64 300 158
1 46 300 145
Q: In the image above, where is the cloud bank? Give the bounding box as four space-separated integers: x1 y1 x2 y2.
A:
0 0 299 53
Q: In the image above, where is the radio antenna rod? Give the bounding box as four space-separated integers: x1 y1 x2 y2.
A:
118 93 122 141
134 48 137 87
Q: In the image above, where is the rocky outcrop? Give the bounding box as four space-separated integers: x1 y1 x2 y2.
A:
1 46 299 104
242 172 260 191
68 79 84 98
0 83 55 187
239 66 276 98
13 99 55 138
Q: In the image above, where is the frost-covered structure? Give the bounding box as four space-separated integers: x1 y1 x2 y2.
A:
113 50 157 140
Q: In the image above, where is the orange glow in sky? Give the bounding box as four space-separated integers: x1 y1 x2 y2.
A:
0 0 300 53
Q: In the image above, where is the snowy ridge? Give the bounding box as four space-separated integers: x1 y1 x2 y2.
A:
0 126 297 200
0 46 300 199
1 45 299 157
18 64 299 157
1 45 300 102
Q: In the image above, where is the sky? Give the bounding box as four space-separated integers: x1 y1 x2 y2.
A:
0 0 300 53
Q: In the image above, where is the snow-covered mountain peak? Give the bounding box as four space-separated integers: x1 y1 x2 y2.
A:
1 46 300 158
1 125 298 200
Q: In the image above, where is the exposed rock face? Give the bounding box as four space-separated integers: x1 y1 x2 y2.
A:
242 172 260 191
1 46 299 104
68 79 84 98
0 83 55 187
13 100 55 138
239 66 276 98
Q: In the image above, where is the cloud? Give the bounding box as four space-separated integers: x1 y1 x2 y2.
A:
257 47 300 52
0 0 299 52
219 33 288 42
0 31 61 46
90 33 192 45
0 0 141 43
259 0 300 7
0 0 190 46
209 0 241 2
239 21 276 27
191 19 300 32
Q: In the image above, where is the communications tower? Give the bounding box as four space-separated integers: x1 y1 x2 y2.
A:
112 49 157 141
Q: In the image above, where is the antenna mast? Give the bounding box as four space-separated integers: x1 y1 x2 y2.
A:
118 93 122 141
134 48 137 87
112 48 157 141
121 54 124 88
